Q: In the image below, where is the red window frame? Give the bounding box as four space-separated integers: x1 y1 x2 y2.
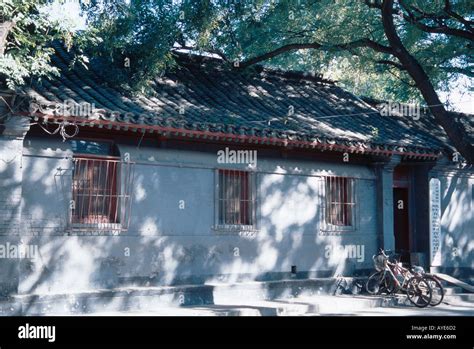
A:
325 176 355 227
218 169 254 226
71 155 120 225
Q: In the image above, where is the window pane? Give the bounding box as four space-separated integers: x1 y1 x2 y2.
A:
72 157 119 224
70 140 112 155
218 170 254 226
325 177 354 227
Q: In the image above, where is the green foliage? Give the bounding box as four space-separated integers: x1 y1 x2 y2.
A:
81 0 473 103
0 0 74 89
81 0 182 93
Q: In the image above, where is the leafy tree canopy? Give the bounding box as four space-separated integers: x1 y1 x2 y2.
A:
81 0 473 104
80 0 474 161
2 0 472 160
0 0 82 90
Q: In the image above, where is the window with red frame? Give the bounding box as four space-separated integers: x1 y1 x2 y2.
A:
71 156 120 225
218 170 256 226
325 176 355 227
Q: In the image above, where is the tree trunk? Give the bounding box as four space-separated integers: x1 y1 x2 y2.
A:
382 0 474 163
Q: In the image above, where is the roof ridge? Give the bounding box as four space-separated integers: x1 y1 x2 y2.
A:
172 50 334 85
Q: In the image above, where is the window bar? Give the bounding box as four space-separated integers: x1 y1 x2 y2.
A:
343 178 345 225
80 158 87 223
248 173 252 226
251 173 254 226
334 177 341 225
244 171 247 226
79 158 87 224
122 162 128 225
91 159 96 225
329 177 336 224
341 177 345 226
346 178 350 226
348 178 355 226
94 159 100 225
121 160 127 228
71 159 76 223
86 159 93 224
327 176 330 226
222 170 225 225
238 171 242 225
240 171 244 226
111 160 118 224
344 177 347 226
86 158 91 224
241 171 244 225
345 178 348 226
235 170 238 225
327 176 329 225
74 159 79 223
239 170 242 225
329 176 332 225
101 160 107 227
223 169 226 226
333 176 336 225
232 170 235 226
102 160 107 226
225 169 228 225
105 160 111 225
77 158 82 223
122 162 128 228
246 172 249 226
233 170 237 225
332 176 335 225
224 169 228 225
340 177 344 226
335 176 338 225
232 170 235 225
126 160 135 230
326 177 332 223
95 158 102 226
226 169 229 226
231 170 234 225
218 170 222 225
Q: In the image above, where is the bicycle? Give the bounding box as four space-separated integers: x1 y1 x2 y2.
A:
412 266 445 306
366 249 432 308
333 275 364 296
384 252 444 307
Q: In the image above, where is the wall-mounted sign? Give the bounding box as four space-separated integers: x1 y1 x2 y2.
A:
429 178 442 267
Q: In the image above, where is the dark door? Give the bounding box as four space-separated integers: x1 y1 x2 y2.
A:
393 188 410 263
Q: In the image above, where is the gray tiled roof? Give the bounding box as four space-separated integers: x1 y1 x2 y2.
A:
363 97 473 153
21 42 449 158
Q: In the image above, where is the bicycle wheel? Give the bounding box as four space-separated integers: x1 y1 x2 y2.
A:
424 276 444 306
366 271 384 294
366 271 393 295
406 276 432 308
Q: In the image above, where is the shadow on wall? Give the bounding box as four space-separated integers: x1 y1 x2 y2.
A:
440 174 474 275
12 149 380 312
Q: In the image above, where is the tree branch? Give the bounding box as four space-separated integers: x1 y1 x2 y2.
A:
376 59 405 70
443 0 474 32
381 0 474 163
368 0 474 41
238 39 393 69
398 0 474 41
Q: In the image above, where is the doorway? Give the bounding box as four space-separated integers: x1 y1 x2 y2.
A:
393 187 410 263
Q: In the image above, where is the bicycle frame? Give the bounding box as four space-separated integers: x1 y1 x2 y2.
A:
376 249 417 292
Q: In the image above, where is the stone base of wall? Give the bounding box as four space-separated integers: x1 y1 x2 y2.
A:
430 267 474 282
0 277 368 315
